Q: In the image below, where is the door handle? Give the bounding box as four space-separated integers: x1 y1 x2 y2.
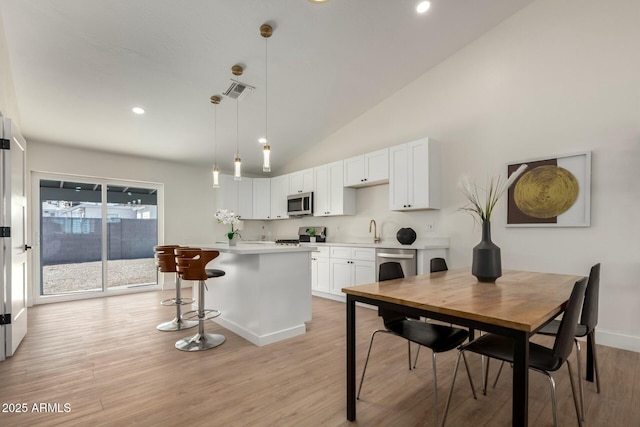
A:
24 244 32 250
376 253 414 259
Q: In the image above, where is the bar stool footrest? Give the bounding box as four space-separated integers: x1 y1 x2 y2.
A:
181 309 221 322
160 297 195 307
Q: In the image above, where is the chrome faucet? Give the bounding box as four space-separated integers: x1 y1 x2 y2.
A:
369 219 380 243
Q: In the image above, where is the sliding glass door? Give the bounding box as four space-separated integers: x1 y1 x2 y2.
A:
33 174 161 303
106 185 158 290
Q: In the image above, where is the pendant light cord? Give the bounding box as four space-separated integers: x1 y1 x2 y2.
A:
236 87 240 157
265 36 268 144
214 103 217 167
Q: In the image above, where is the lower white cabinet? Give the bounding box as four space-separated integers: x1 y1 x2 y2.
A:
328 246 375 297
311 247 330 294
311 246 375 300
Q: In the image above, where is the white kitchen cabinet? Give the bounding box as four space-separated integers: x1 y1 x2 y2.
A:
313 160 356 217
252 177 271 220
329 246 375 296
217 174 253 220
289 168 314 194
311 247 330 294
389 138 440 211
270 174 289 219
343 148 389 187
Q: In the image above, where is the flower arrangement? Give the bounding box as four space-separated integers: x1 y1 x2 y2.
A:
215 209 241 240
459 164 528 223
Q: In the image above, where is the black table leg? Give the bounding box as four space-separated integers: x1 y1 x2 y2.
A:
586 331 594 383
346 295 356 421
512 331 529 426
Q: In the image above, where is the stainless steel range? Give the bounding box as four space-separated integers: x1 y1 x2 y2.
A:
274 226 327 246
274 239 301 246
298 226 326 243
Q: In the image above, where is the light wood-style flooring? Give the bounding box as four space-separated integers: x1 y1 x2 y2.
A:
0 290 638 426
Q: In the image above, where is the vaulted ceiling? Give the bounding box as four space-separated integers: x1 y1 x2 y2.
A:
0 0 534 175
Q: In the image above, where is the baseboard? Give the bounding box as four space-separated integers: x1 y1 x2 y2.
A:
311 291 377 310
213 316 306 347
311 290 345 303
596 329 640 353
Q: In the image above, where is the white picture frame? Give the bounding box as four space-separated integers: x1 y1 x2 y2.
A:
506 151 591 227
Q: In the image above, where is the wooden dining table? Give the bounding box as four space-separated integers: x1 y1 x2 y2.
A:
342 268 584 427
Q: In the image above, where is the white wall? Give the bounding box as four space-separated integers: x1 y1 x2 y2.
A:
270 0 640 351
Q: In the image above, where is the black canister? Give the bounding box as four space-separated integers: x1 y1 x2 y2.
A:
396 228 417 245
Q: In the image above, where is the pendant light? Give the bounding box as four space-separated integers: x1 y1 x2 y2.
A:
232 65 243 181
260 23 273 173
210 95 221 188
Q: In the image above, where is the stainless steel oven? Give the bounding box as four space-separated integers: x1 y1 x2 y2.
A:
287 192 313 216
375 248 416 281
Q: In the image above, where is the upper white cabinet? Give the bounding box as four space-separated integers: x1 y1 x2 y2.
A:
252 177 271 220
289 168 314 194
270 174 290 219
389 138 440 211
343 148 389 188
217 174 254 219
314 160 356 217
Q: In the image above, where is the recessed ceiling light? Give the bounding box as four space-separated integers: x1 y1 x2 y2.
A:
258 137 267 144
132 107 145 115
417 1 431 14
307 0 331 3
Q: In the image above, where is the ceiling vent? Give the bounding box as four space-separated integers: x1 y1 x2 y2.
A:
223 80 255 101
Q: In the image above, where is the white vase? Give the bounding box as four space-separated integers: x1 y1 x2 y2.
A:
310 236 317 243
228 236 237 246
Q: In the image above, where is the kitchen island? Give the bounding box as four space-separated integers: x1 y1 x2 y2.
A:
193 242 315 346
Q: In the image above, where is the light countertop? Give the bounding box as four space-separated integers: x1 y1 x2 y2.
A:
196 237 449 254
197 242 316 255
301 238 449 250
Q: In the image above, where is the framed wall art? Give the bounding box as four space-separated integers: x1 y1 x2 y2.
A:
506 151 591 227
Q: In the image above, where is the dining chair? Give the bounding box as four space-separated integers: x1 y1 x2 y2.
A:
441 277 587 427
413 257 450 367
491 263 601 421
430 257 448 273
358 262 472 426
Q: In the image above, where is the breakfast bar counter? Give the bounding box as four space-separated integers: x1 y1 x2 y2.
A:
193 242 315 346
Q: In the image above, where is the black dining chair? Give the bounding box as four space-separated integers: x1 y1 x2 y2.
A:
358 262 472 426
441 277 587 427
491 263 601 421
413 257 450 367
430 257 448 273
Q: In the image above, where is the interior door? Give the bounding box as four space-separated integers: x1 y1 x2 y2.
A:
0 117 28 360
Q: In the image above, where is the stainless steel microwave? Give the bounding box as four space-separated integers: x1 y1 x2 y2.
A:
287 192 313 216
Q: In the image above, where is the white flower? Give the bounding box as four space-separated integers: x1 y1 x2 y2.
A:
215 209 241 237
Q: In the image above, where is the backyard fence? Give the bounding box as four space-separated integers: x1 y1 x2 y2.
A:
42 218 157 265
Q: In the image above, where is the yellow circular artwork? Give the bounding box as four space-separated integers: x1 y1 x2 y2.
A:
513 165 579 218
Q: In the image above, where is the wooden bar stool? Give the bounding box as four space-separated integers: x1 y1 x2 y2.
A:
174 247 226 352
154 245 198 332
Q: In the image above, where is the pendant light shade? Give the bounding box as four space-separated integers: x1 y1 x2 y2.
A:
212 167 220 187
262 144 271 172
261 24 273 173
210 95 221 188
234 156 242 180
